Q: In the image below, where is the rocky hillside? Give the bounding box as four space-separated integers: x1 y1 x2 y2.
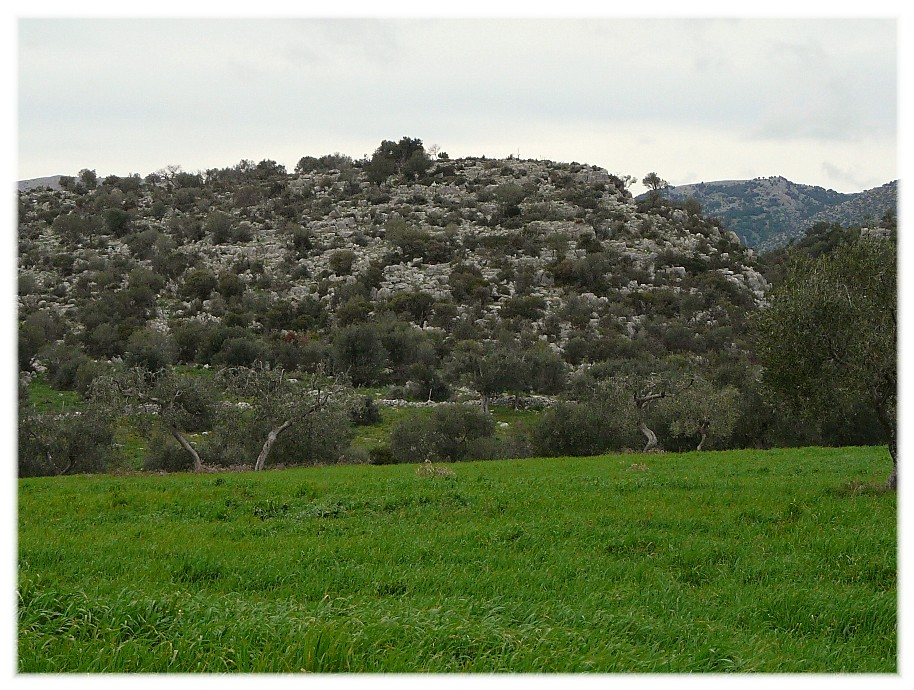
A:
650 176 897 251
18 148 767 401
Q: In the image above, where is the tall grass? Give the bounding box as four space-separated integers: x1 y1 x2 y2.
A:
18 446 895 672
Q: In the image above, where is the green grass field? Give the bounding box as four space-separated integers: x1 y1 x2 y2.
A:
17 446 896 672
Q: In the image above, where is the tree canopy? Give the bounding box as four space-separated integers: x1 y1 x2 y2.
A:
754 237 896 488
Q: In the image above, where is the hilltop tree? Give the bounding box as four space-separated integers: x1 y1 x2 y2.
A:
641 172 670 207
754 237 896 488
365 137 431 183
642 172 668 193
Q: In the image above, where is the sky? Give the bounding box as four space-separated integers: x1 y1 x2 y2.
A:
13 6 903 196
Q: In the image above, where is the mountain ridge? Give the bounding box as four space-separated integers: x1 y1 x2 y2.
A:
645 176 896 251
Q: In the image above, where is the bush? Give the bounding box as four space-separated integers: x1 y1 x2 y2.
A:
143 432 196 472
19 407 120 477
205 211 235 244
390 404 495 463
40 344 91 391
124 328 178 372
532 395 638 457
329 249 356 275
368 445 398 465
212 336 272 368
203 405 353 469
350 396 381 426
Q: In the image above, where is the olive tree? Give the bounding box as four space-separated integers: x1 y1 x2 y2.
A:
91 367 218 472
659 377 741 451
754 237 896 488
218 363 352 471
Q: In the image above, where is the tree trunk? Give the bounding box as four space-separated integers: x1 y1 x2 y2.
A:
638 420 659 452
255 420 292 471
696 431 707 452
481 393 490 415
885 434 897 491
634 389 667 453
871 397 897 491
170 427 203 472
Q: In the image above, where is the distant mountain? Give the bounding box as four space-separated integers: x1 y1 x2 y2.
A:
18 176 64 192
644 176 897 252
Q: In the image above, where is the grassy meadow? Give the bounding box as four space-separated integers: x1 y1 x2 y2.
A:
17 446 896 672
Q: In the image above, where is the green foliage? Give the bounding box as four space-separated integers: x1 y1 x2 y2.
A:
390 403 495 463
448 263 490 304
349 396 382 426
103 208 132 237
205 404 352 469
328 249 356 275
533 390 638 457
384 219 451 264
658 377 741 451
367 444 397 465
205 211 235 244
366 137 431 183
124 327 178 372
212 335 271 368
754 237 896 482
19 392 120 477
332 323 388 387
142 432 196 472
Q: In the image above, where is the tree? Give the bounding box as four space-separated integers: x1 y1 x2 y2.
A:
630 374 694 452
447 339 520 414
78 168 98 190
218 363 350 471
532 383 638 457
754 237 897 488
19 377 119 477
641 172 670 208
332 323 388 387
91 367 218 472
659 377 740 451
123 327 178 372
365 137 431 183
642 172 669 193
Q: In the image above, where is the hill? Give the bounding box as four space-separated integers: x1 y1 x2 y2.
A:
647 177 897 251
17 153 767 380
19 144 892 468
18 175 64 192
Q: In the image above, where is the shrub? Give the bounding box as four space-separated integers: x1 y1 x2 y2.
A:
532 394 639 457
350 396 382 426
40 344 91 391
143 432 196 472
19 406 120 477
390 404 496 463
124 328 178 372
203 404 353 470
329 249 356 275
212 336 272 368
368 445 398 465
182 268 218 301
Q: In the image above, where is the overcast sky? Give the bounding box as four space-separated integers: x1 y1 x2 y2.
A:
15 11 901 195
